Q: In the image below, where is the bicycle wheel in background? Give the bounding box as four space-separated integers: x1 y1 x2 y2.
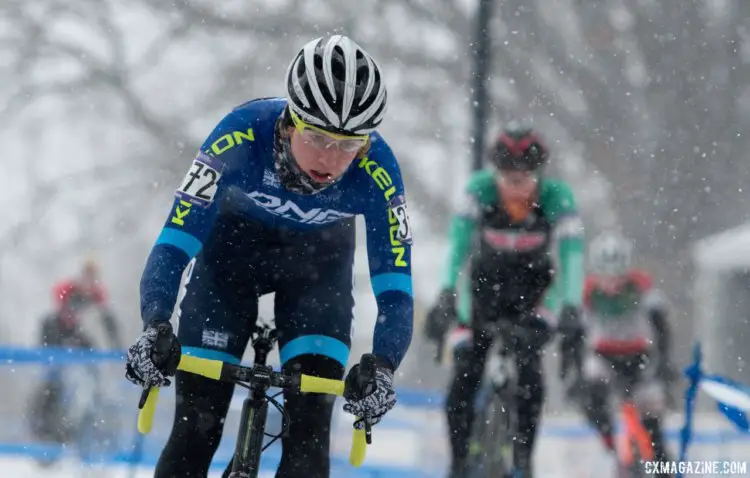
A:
467 352 516 478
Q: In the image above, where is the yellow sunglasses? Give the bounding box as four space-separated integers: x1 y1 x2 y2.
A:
289 109 369 153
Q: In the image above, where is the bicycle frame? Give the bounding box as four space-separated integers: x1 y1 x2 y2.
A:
227 325 278 477
613 364 654 476
618 399 654 467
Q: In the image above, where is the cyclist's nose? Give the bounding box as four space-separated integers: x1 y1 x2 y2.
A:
315 149 347 168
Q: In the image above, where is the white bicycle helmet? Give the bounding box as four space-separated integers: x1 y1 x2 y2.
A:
285 35 387 135
588 231 633 277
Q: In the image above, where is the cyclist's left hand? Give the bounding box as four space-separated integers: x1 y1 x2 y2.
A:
343 356 396 428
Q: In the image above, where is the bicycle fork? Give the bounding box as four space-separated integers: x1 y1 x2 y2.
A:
228 395 268 478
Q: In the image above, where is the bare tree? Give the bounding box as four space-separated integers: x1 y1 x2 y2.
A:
2 0 744 367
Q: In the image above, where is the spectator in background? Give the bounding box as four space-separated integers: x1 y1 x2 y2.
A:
30 258 122 446
41 257 121 349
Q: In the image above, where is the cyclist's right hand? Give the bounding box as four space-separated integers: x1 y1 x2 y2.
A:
125 321 181 388
424 288 458 342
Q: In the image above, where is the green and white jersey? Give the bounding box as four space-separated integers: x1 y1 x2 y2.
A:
443 169 585 324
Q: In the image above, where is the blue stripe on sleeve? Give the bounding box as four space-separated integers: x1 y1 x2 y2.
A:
371 272 413 297
279 335 350 368
155 228 203 258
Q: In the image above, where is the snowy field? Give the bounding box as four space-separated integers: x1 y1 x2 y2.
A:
2 408 748 478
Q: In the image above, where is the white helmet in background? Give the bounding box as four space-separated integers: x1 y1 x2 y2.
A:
285 35 387 135
588 231 633 277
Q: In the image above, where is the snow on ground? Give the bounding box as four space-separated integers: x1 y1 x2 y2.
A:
2 410 748 478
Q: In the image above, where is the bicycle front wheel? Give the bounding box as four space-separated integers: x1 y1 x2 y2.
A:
469 385 515 478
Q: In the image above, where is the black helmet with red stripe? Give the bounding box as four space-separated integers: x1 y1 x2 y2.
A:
489 124 548 172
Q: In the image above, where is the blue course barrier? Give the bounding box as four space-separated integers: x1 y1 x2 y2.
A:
0 346 125 364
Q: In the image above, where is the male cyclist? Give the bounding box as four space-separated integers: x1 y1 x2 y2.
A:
425 125 585 478
124 36 413 478
575 231 675 466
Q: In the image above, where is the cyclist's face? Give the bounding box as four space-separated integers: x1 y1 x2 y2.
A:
79 268 98 293
497 170 538 200
288 126 360 185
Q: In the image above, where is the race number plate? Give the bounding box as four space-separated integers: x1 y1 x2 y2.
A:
175 152 224 207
